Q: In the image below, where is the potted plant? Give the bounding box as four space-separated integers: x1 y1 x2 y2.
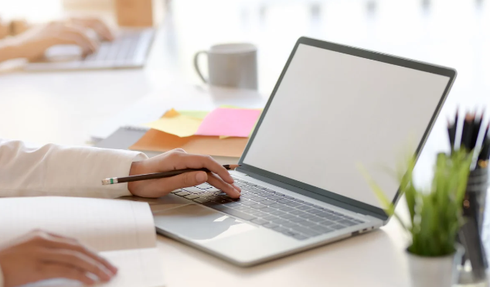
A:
359 148 473 287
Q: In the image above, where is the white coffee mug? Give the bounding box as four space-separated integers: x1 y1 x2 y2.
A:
193 43 258 90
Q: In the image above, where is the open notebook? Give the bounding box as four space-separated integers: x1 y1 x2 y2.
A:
0 197 165 287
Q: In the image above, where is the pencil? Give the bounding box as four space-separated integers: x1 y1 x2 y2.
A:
447 118 456 151
471 112 483 150
461 113 475 150
101 164 240 185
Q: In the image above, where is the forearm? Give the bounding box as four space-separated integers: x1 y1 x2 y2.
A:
0 38 22 63
0 139 148 198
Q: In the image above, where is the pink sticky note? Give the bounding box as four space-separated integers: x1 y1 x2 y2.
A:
195 108 261 137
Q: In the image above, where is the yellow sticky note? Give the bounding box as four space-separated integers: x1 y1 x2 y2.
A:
145 109 202 137
178 110 209 120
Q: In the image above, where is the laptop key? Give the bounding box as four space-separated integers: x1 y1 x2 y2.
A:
175 191 191 196
293 226 321 237
251 218 269 225
289 210 306 216
329 224 347 230
280 222 302 229
281 207 297 213
263 222 279 229
311 225 335 233
209 205 256 221
292 234 310 240
248 210 267 217
299 221 319 228
193 197 211 203
303 214 323 221
271 219 291 225
281 230 304 238
282 213 298 220
261 214 280 221
271 226 290 234
338 219 358 226
318 220 335 226
184 194 201 200
249 203 268 209
325 215 341 221
269 210 288 217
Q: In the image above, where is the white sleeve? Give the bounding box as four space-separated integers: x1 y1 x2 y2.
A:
0 139 148 198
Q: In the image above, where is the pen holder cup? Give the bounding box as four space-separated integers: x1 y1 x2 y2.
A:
464 168 488 232
457 167 489 284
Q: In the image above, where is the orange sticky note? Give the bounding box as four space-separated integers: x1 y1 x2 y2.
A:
130 129 249 157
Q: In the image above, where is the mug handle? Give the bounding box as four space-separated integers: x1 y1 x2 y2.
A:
193 50 208 83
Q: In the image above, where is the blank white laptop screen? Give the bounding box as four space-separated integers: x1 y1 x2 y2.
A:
243 43 450 208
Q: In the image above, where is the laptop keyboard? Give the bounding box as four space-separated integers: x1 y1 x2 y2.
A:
172 178 366 241
83 31 146 63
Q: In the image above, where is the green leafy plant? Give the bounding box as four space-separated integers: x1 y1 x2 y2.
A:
359 149 473 257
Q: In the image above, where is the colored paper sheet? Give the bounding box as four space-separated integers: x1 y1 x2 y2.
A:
195 108 261 137
144 109 202 137
130 129 248 157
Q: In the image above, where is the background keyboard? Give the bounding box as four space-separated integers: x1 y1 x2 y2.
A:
172 179 365 240
26 28 154 71
83 31 143 63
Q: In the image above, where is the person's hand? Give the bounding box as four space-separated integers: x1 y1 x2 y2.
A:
0 230 117 287
12 17 113 62
128 149 242 199
69 17 114 41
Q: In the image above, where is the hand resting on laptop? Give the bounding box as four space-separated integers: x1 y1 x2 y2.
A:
128 148 241 199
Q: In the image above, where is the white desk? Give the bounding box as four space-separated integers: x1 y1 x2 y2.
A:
0 31 413 287
1 1 489 286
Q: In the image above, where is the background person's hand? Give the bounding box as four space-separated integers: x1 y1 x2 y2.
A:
12 17 113 62
0 230 117 287
69 17 114 41
128 149 242 199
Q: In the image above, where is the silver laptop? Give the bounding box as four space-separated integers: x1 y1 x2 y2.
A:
24 28 154 71
153 36 457 266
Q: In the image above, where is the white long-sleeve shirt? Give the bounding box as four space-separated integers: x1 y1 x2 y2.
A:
0 139 148 287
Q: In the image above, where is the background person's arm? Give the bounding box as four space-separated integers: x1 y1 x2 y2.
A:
0 38 21 63
0 17 113 63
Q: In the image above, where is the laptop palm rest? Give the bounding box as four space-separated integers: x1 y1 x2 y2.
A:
154 204 257 241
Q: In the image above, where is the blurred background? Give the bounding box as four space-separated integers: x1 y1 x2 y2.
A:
0 0 488 155
1 0 488 99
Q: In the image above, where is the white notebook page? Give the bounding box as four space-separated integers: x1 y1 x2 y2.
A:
0 196 156 251
0 196 166 287
22 248 165 287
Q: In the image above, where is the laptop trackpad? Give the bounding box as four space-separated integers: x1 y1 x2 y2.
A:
154 204 257 241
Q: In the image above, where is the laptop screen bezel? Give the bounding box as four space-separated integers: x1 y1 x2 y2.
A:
237 36 456 221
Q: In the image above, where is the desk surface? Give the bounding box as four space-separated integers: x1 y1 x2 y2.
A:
0 1 490 286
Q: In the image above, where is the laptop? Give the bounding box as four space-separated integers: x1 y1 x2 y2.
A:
24 28 154 71
152 36 457 266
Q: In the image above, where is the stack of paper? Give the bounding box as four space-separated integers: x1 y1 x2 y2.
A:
130 107 262 158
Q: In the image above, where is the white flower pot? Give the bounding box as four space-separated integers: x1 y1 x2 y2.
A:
407 248 463 287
